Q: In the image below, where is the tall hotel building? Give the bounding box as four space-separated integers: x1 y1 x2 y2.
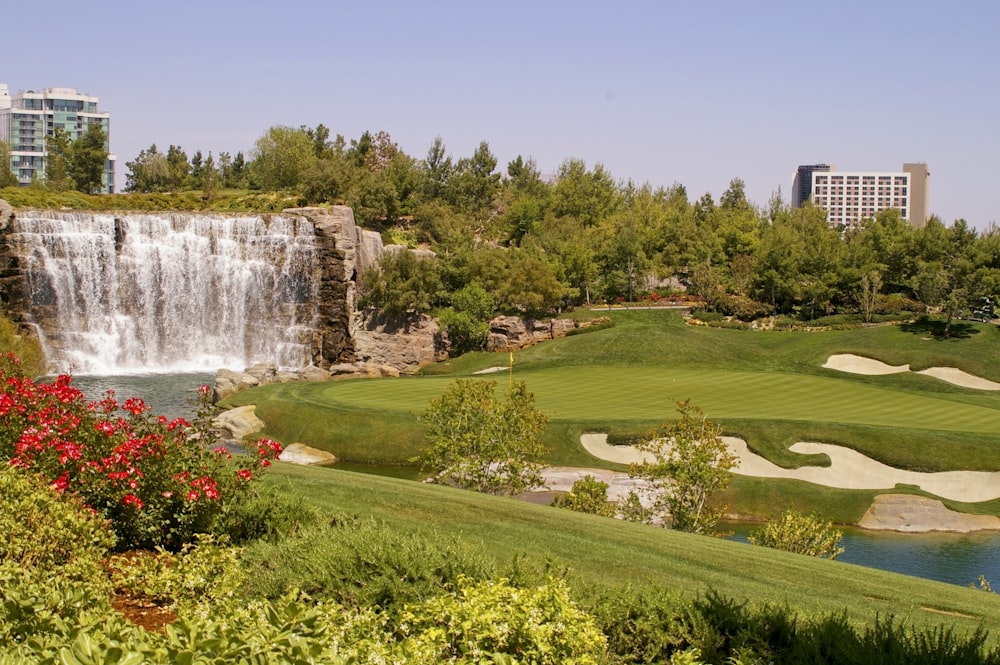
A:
791 162 929 229
0 84 116 193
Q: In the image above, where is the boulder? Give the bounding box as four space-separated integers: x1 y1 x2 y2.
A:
212 405 264 441
328 362 362 376
278 442 338 466
298 365 332 382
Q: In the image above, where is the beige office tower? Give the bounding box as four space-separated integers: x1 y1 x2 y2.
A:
903 162 930 228
795 162 930 230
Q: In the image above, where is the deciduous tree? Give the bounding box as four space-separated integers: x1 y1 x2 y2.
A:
420 379 547 496
69 123 107 194
628 400 737 533
125 144 169 193
249 125 315 190
41 128 73 191
0 141 15 188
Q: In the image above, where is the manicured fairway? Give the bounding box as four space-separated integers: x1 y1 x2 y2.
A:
223 309 1000 473
310 366 1000 434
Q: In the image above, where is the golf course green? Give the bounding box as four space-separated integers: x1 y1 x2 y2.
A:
223 310 1000 481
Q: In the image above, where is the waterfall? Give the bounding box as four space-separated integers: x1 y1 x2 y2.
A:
9 211 319 375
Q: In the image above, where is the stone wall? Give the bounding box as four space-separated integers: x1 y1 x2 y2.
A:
486 315 598 352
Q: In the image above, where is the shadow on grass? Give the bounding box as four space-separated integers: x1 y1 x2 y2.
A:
898 317 980 340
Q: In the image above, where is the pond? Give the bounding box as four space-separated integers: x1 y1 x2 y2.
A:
723 521 1000 589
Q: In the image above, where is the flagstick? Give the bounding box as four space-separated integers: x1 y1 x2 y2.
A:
508 351 514 390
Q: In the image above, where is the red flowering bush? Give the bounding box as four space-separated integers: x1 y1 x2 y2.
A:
0 353 282 551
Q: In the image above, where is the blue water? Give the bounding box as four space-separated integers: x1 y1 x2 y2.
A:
724 522 1000 588
66 373 215 421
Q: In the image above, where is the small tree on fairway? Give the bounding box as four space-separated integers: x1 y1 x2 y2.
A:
628 400 737 534
748 509 844 559
420 379 547 496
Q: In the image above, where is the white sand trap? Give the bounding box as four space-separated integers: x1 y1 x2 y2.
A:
580 433 1000 503
824 353 1000 390
473 366 508 374
823 354 909 375
915 366 1000 390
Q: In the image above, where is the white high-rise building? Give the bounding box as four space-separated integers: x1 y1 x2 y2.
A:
792 162 929 229
0 85 115 193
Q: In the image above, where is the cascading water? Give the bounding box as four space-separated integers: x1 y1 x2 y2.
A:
9 211 319 375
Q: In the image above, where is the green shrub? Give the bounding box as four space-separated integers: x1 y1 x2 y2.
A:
690 310 723 323
107 534 244 610
0 464 113 579
438 308 490 354
0 317 46 378
212 482 320 544
552 475 617 517
398 575 607 664
586 584 704 663
237 519 504 612
748 509 845 559
0 464 117 651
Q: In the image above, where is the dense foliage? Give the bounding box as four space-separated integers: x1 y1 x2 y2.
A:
420 379 548 496
628 400 738 534
113 125 1000 332
749 509 845 559
0 353 281 550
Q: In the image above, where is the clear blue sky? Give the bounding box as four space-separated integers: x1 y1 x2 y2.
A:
6 1 999 228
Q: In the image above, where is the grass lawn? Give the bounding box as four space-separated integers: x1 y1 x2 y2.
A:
267 462 1000 639
224 310 1000 476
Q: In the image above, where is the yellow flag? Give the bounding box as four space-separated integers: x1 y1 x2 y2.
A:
509 351 514 367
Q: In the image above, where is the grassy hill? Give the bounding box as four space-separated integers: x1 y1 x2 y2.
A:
265 461 1000 639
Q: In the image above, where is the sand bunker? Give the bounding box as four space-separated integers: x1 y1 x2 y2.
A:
473 366 508 374
914 366 1000 390
580 433 1000 503
823 353 1000 390
823 354 909 375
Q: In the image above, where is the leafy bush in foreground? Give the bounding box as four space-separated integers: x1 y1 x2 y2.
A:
0 353 281 550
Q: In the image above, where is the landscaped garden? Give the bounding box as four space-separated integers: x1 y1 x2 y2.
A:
7 309 1000 662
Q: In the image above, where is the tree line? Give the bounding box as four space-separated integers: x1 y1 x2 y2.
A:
0 123 109 194
8 123 1000 335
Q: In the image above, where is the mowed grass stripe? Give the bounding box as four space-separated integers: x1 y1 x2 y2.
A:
311 366 1000 435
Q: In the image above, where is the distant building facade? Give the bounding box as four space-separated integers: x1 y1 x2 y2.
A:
792 162 929 229
0 84 116 193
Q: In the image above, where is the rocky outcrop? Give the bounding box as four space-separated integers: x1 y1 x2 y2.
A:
0 200 28 316
0 199 12 231
212 405 265 441
351 308 447 372
859 494 1000 533
486 315 603 352
282 206 365 367
278 442 338 466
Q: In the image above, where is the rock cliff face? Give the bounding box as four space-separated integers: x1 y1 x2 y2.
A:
282 206 368 367
486 315 591 352
351 309 448 371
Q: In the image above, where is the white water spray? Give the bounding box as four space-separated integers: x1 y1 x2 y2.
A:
9 211 319 375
